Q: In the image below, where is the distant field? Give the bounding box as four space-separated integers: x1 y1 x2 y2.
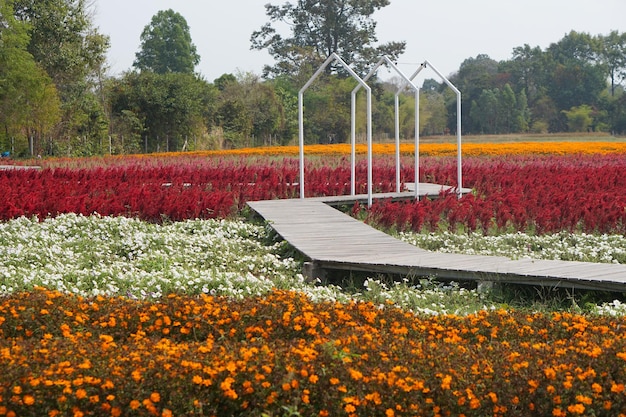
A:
416 131 622 144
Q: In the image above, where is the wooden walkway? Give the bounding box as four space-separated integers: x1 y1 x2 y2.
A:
248 185 626 292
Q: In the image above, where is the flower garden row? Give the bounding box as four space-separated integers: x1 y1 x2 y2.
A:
3 143 626 234
2 287 626 417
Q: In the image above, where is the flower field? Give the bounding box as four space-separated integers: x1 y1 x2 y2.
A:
2 287 626 417
2 140 626 416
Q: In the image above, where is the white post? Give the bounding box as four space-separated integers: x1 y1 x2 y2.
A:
394 94 400 193
298 91 305 199
422 60 463 198
414 88 420 199
350 91 357 196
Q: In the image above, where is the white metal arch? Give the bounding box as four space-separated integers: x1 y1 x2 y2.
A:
298 53 372 201
353 56 420 202
405 60 463 198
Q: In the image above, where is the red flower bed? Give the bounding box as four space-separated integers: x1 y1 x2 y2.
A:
4 153 626 234
369 154 626 234
0 157 397 222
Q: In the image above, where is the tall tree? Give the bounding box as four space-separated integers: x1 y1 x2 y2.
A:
134 9 200 74
545 31 606 112
449 54 500 133
11 0 109 154
109 71 215 152
598 30 626 96
0 0 61 155
250 0 406 78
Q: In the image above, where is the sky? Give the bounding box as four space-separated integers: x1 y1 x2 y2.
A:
93 0 625 84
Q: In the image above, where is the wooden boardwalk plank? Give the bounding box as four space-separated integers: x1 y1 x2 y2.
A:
248 188 626 292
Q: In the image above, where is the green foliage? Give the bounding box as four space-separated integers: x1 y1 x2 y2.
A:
108 71 216 152
563 104 594 132
133 9 200 74
251 0 406 79
0 0 61 153
5 0 109 155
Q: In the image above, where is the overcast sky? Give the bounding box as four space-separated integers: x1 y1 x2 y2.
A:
93 0 625 83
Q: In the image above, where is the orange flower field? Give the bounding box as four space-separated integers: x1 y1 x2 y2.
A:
1 288 625 417
148 141 626 159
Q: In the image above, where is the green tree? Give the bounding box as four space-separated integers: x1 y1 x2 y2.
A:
134 9 200 74
12 0 109 155
598 30 626 97
499 83 517 133
501 44 548 105
546 31 606 114
0 0 61 155
216 73 286 147
109 71 216 152
450 54 500 133
563 104 593 132
251 0 406 78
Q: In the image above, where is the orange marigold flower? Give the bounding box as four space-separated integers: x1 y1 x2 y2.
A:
75 389 87 400
544 367 557 380
611 383 625 393
575 395 592 405
552 408 566 417
150 392 160 403
385 409 395 417
567 403 585 414
111 408 122 417
469 398 481 409
23 395 35 406
129 400 141 410
592 383 603 394
440 374 452 390
330 377 340 385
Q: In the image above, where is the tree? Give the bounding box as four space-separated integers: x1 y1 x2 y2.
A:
449 54 500 133
216 73 286 147
134 9 200 74
598 30 626 96
250 0 406 78
545 31 606 112
11 0 109 154
563 105 593 132
0 0 61 155
109 71 216 152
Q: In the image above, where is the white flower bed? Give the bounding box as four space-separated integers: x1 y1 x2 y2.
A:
1 214 623 315
398 230 626 264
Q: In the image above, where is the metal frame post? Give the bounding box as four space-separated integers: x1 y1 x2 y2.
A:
354 56 419 202
299 53 371 203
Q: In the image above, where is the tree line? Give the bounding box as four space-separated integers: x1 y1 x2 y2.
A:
1 0 625 158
